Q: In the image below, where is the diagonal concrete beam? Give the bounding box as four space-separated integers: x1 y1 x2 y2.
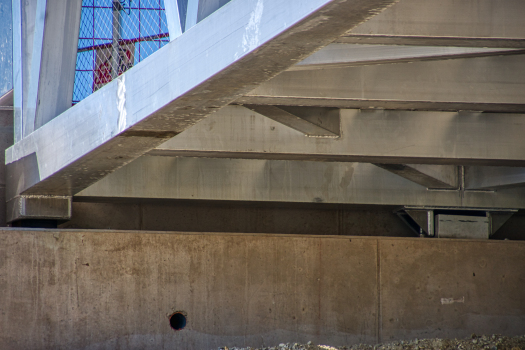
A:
6 0 399 202
373 164 458 189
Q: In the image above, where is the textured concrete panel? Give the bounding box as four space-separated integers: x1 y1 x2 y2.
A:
379 239 525 342
1 231 524 349
0 230 378 349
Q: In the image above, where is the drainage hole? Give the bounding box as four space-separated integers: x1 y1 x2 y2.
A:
169 312 187 331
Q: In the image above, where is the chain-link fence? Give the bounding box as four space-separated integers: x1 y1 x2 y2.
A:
73 0 170 104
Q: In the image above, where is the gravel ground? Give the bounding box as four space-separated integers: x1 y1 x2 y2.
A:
219 334 525 350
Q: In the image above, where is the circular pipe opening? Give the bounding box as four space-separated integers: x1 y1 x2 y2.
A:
169 312 187 331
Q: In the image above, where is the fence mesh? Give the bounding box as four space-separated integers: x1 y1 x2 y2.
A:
73 0 170 104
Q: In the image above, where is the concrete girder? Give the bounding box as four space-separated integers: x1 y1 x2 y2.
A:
5 0 398 214
154 106 525 167
12 0 81 142
239 55 525 113
76 155 525 209
341 0 525 48
292 44 523 71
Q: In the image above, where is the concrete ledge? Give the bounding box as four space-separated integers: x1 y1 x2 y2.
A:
1 230 524 349
6 195 72 223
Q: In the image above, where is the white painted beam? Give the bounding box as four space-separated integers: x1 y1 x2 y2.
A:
185 0 199 31
32 1 81 131
244 105 339 137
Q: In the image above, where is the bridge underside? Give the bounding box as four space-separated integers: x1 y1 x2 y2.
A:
2 1 525 348
4 0 525 238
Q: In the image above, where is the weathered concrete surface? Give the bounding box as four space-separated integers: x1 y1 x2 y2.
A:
0 230 524 350
379 239 525 341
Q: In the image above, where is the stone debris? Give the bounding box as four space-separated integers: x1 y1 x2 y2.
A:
218 334 525 350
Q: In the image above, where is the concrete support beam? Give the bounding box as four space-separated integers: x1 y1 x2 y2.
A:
240 55 525 113
293 44 522 71
164 0 183 40
6 0 398 204
244 105 340 137
373 164 458 189
0 0 12 97
155 106 525 167
76 156 525 209
341 0 525 48
197 0 232 24
465 166 525 190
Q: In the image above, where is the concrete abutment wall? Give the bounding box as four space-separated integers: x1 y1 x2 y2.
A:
1 230 524 349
